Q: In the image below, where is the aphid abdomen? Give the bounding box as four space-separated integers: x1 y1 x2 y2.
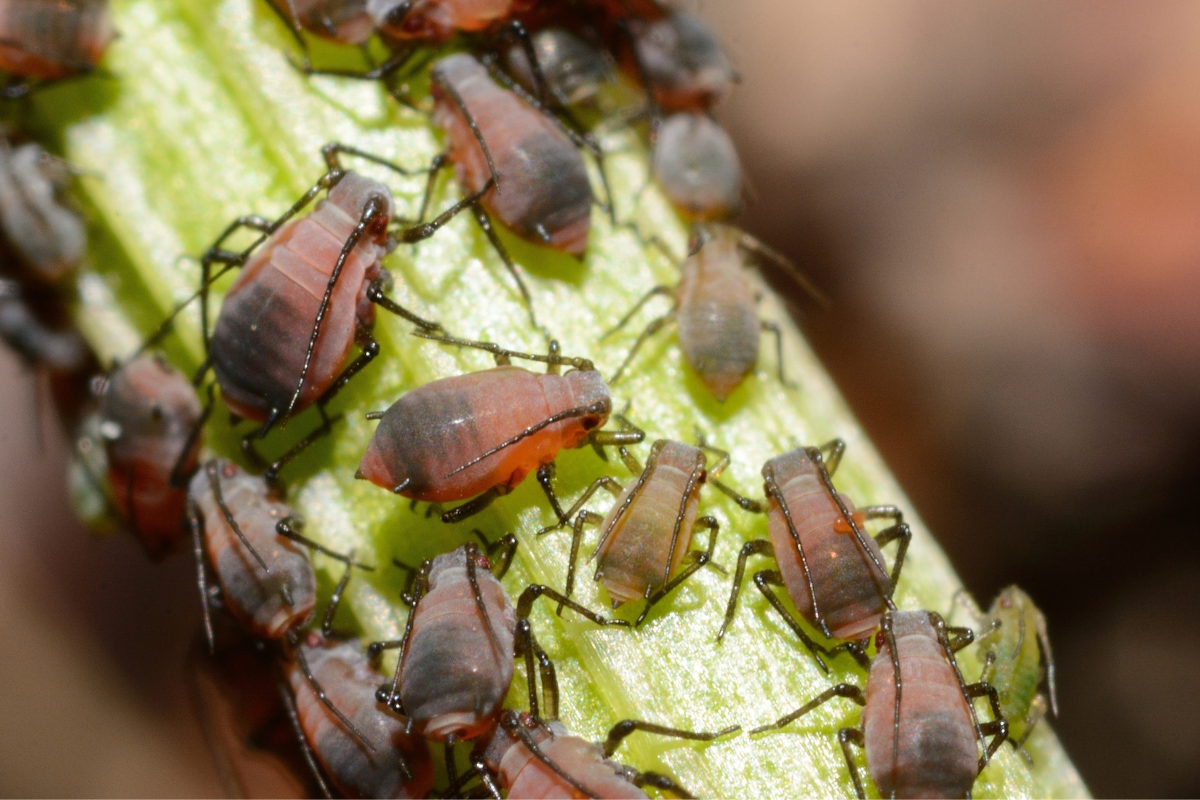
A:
675 238 759 401
652 113 742 222
506 29 612 107
594 442 703 605
631 11 735 112
359 366 603 501
483 719 647 799
0 141 87 282
980 587 1047 741
0 0 114 79
863 612 978 800
101 355 204 559
432 53 593 255
288 636 434 799
400 551 516 740
191 461 316 638
211 196 380 420
273 0 374 44
765 449 890 640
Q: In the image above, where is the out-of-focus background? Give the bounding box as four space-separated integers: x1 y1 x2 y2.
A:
2 1 1199 796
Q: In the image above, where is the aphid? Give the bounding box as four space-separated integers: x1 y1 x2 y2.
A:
283 632 435 799
369 540 627 751
194 142 453 482
503 27 614 109
949 585 1059 754
0 279 88 374
624 9 736 114
0 135 87 283
543 437 752 625
0 0 115 98
268 0 374 46
356 331 644 524
429 52 595 259
717 439 911 673
369 0 535 45
752 610 1008 800
96 353 207 560
651 111 741 222
469 709 739 800
607 227 823 402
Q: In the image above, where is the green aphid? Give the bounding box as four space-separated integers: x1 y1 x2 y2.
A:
951 585 1059 759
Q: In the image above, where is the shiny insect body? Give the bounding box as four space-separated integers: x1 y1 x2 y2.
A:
356 331 643 524
753 610 1008 800
624 9 735 114
284 632 434 799
469 710 738 800
608 228 823 402
0 0 115 98
543 437 750 624
97 353 207 560
191 142 455 483
717 440 911 673
503 27 614 109
651 111 741 222
950 585 1059 752
0 135 86 283
370 540 627 754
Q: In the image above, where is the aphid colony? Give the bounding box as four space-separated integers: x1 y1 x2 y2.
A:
4 0 1063 797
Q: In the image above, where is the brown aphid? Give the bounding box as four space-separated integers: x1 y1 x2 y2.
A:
430 52 594 257
717 439 911 673
607 227 823 402
369 540 626 748
97 353 207 560
369 0 535 44
0 135 87 283
356 331 643 524
188 142 449 482
284 633 434 799
651 112 741 222
0 0 115 97
543 437 748 625
503 27 614 108
624 9 735 113
469 710 738 800
752 610 1008 800
268 0 374 46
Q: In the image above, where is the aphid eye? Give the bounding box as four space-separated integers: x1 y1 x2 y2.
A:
581 416 600 431
875 630 885 649
1000 597 1012 609
149 403 164 421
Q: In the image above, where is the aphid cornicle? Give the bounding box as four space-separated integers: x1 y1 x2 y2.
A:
717 439 911 673
193 142 452 482
356 331 644 524
651 112 741 222
97 353 206 560
369 540 627 750
284 633 435 799
607 227 823 402
543 437 754 625
752 610 1008 800
950 585 1059 754
469 709 739 800
0 0 115 98
0 135 87 283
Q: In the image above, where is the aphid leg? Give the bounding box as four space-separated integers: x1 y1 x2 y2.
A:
602 286 675 341
464 541 506 666
735 230 828 307
536 463 570 527
964 681 1010 762
261 0 313 70
754 570 870 672
716 539 773 642
979 649 997 687
444 738 460 790
516 584 631 630
1034 608 1059 717
469 754 504 800
295 45 418 81
365 275 443 331
602 719 740 759
275 516 374 570
631 771 696 800
471 530 519 579
636 516 721 626
608 313 676 385
946 588 987 629
431 70 501 190
274 670 335 799
371 559 431 710
187 497 216 654
931 613 994 769
1014 694 1050 755
765 466 836 637
945 625 977 653
557 510 603 611
817 438 847 475
469 203 541 333
710 478 765 513
861 505 912 587
611 16 663 143
750 684 866 736
169 383 215 488
410 329 596 371
321 141 430 177
320 559 356 638
760 320 796 389
531 639 560 721
499 20 551 106
262 408 345 485
440 485 510 524
837 728 869 800
512 615 555 719
586 415 646 470
536 476 623 535
288 631 377 753
499 711 603 799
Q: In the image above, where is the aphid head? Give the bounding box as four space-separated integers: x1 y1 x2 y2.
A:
565 369 612 430
368 0 441 40
326 172 396 245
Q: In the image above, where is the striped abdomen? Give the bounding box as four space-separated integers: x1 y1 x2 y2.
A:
676 237 759 401
764 448 890 640
593 441 705 605
287 635 434 799
190 460 315 638
863 612 978 800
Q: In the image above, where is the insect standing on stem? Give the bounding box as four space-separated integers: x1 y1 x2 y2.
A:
356 330 644 524
0 0 115 98
752 610 1008 800
949 585 1059 757
607 226 824 402
541 436 753 625
717 439 911 673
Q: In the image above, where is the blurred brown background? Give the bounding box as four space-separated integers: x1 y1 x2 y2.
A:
3 1 1200 796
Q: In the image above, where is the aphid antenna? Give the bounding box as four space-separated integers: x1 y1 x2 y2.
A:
600 719 741 759
274 669 335 799
763 464 833 641
463 541 506 668
370 558 431 709
411 329 595 370
287 630 379 755
499 711 603 800
320 141 434 179
320 559 357 638
204 460 279 594
168 383 214 489
734 228 829 308
931 612 1009 769
187 497 216 655
275 516 376 571
431 69 501 193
